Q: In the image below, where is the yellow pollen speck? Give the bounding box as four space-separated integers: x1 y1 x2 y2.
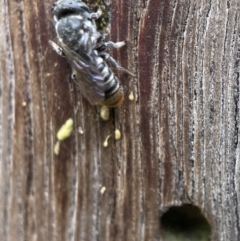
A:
129 91 134 101
54 141 61 155
57 118 74 141
100 186 106 194
103 135 111 147
115 129 121 140
100 106 110 121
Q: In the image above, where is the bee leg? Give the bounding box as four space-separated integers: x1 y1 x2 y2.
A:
96 33 110 46
49 40 65 57
101 33 109 41
89 9 102 20
100 53 135 76
95 41 125 53
103 41 126 49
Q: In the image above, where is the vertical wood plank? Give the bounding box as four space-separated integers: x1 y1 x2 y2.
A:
0 0 239 240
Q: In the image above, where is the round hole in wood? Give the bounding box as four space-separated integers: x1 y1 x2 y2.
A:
160 204 211 241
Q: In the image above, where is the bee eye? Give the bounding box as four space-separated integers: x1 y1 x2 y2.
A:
57 9 76 19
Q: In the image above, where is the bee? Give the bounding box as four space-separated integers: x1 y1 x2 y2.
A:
49 0 133 107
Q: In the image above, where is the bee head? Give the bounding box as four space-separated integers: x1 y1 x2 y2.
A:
56 16 87 51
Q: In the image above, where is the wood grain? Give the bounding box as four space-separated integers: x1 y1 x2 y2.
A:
0 0 239 240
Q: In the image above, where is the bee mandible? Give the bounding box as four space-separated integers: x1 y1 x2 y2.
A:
49 0 133 107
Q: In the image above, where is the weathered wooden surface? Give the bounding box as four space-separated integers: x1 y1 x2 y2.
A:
0 0 239 240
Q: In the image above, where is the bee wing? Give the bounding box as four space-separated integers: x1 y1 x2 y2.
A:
61 33 106 105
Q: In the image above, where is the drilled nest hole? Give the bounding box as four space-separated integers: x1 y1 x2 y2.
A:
160 204 211 241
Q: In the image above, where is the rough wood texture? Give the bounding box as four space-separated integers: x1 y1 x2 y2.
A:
0 0 239 240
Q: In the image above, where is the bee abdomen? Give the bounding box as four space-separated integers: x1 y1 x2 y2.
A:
101 83 124 107
98 61 124 107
